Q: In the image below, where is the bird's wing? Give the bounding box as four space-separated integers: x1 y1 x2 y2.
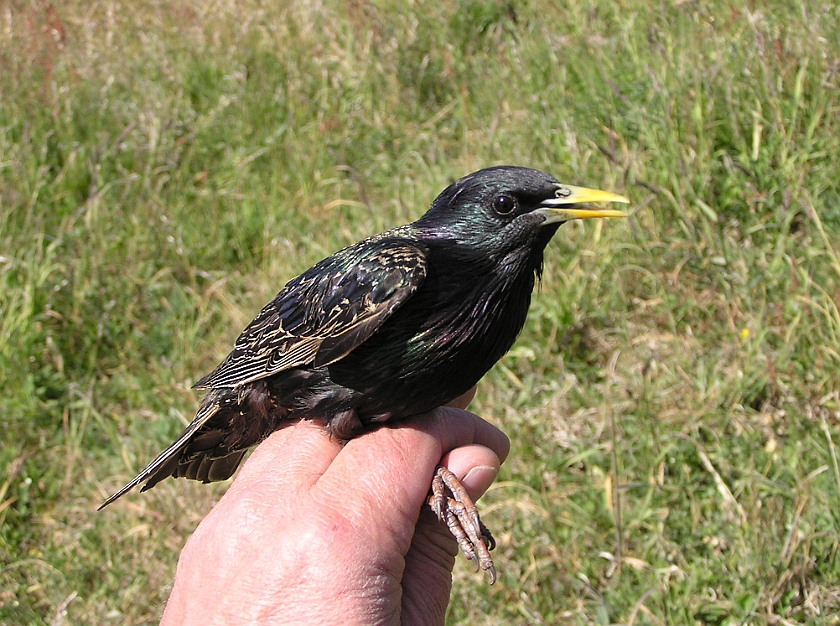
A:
193 239 427 389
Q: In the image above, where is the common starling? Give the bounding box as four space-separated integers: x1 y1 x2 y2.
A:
100 166 628 581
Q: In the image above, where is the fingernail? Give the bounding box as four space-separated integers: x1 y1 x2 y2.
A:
462 465 499 499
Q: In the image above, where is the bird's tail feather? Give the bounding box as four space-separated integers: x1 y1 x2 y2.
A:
97 392 225 510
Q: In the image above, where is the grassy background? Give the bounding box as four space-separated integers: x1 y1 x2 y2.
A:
2 0 840 623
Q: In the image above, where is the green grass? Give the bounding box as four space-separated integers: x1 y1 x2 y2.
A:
2 0 840 623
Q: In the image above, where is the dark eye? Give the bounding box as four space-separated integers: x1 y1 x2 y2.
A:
492 194 517 215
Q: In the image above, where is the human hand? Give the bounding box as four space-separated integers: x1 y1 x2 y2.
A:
160 388 510 626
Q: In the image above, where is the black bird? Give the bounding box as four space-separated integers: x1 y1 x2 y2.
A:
100 166 628 580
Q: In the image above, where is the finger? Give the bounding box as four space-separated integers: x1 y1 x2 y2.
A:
445 386 476 410
313 408 509 541
439 444 501 501
230 419 342 495
231 388 478 493
406 406 510 464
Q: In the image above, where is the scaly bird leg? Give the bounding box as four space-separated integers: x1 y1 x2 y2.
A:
428 465 496 584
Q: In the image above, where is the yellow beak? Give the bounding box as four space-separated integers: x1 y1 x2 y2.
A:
535 184 629 223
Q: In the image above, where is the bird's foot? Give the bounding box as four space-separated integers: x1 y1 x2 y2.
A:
428 465 496 584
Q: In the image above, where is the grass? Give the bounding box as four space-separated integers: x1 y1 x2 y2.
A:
1 0 839 623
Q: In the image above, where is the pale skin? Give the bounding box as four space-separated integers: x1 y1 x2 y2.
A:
160 388 509 626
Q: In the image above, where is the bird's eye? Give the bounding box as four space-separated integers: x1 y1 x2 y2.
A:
492 194 517 215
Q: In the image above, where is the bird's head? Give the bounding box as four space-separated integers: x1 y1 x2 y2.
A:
414 167 628 264
415 166 628 250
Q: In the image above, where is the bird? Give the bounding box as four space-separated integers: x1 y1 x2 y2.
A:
99 166 628 581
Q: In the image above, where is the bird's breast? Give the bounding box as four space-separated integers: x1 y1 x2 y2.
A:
327 250 538 421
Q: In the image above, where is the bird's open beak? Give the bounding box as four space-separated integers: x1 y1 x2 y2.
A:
535 184 629 223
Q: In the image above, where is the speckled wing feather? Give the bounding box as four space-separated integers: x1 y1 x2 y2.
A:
193 237 427 389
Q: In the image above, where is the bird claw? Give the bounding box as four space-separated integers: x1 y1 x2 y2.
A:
428 465 497 584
